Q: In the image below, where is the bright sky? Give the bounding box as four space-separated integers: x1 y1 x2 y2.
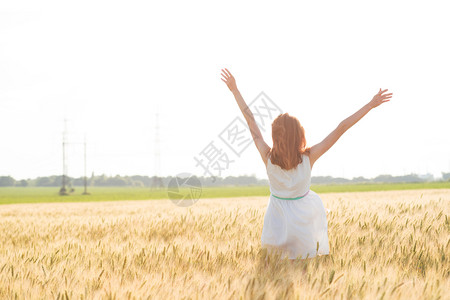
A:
1 0 449 181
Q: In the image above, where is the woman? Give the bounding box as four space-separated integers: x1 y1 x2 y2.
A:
220 68 392 260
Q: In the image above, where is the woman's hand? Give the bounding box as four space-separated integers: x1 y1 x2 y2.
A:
221 68 238 93
368 89 393 108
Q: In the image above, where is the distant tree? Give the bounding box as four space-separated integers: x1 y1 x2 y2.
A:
221 175 258 186
0 176 15 187
72 177 84 186
198 176 223 187
131 175 151 186
373 174 423 183
90 172 95 186
6 172 443 187
132 180 144 187
395 174 423 183
34 175 68 187
53 175 65 187
311 176 350 184
373 174 394 183
36 177 53 187
351 176 369 183
106 175 128 186
16 179 28 187
93 174 108 186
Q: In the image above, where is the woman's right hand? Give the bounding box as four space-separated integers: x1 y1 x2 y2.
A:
221 68 238 93
368 89 393 108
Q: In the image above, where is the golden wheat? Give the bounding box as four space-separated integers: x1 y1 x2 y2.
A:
0 189 448 299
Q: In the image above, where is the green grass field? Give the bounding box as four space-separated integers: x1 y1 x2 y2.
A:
0 181 449 205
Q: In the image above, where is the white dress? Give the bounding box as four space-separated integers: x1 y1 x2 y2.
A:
261 154 330 260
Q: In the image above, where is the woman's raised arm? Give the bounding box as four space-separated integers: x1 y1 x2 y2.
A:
220 68 271 166
309 89 392 169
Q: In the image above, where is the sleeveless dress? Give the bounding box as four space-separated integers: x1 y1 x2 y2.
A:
261 154 330 260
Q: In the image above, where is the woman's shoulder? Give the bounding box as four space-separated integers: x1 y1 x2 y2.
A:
301 153 311 169
302 152 310 161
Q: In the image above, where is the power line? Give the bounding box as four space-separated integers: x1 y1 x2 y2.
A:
82 134 90 195
59 119 91 196
59 118 69 195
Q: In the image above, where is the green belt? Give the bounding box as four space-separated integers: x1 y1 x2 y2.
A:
271 190 309 200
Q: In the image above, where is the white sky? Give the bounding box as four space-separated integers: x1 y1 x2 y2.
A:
1 0 449 181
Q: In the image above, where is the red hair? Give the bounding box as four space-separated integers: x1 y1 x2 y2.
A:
269 113 310 170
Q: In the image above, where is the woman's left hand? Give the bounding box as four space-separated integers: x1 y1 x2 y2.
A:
368 89 392 108
221 68 238 93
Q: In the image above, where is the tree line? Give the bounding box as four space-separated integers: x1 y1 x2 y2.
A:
0 172 448 187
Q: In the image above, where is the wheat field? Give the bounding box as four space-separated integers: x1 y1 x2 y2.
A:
0 189 448 299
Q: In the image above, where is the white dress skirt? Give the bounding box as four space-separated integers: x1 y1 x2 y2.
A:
261 154 330 260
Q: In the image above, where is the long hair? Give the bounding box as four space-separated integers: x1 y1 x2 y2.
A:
269 113 309 170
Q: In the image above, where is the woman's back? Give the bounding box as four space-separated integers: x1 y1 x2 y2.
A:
261 153 329 260
266 154 311 199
